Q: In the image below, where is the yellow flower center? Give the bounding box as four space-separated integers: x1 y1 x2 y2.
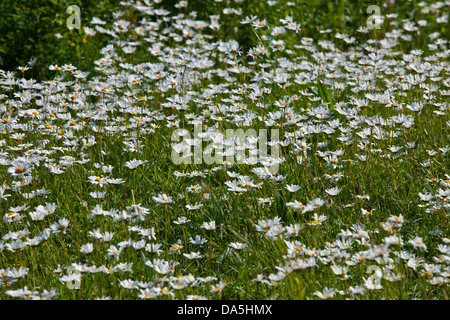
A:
15 167 25 174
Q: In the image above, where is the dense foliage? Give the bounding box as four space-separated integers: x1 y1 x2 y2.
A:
0 0 449 300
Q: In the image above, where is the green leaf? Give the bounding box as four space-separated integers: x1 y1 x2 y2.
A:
316 79 332 105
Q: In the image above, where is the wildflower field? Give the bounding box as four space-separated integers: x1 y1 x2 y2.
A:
0 0 449 301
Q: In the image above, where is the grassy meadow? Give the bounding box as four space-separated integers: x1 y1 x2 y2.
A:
0 0 449 300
